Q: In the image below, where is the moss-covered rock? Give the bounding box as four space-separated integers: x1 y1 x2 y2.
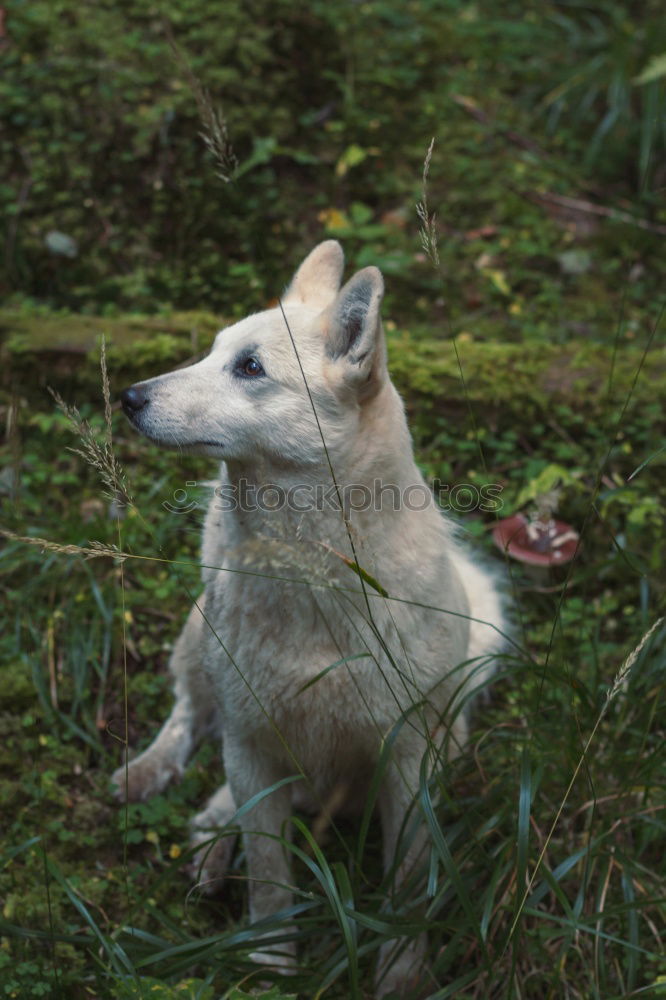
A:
0 309 221 397
2 308 664 433
386 331 666 428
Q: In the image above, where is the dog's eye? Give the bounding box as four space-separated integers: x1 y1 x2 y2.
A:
239 356 264 378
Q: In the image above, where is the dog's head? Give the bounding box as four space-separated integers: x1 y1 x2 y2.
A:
120 241 391 468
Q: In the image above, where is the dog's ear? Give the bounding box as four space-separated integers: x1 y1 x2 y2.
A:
325 266 386 400
283 240 345 310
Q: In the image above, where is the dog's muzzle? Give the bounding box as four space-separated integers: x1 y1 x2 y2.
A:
121 383 149 417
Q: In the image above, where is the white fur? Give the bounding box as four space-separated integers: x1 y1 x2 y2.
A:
112 241 506 997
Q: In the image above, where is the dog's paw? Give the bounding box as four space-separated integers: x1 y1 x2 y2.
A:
186 828 237 894
111 756 180 803
248 938 297 975
375 934 428 999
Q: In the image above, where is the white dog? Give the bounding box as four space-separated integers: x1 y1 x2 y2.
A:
113 241 505 997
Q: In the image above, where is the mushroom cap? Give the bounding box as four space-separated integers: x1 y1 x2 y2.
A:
492 513 580 566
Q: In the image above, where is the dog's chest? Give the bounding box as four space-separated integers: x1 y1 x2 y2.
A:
204 569 393 753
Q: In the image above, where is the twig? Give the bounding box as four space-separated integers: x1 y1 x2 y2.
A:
416 137 440 267
165 25 237 183
49 341 134 510
452 92 666 236
526 190 666 237
452 94 544 155
5 147 34 277
0 529 125 562
47 618 59 709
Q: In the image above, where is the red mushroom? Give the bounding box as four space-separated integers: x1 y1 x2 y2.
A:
492 513 580 567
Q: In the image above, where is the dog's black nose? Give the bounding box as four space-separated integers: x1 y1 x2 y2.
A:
120 384 149 415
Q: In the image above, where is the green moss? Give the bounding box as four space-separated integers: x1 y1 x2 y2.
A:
3 309 663 433
0 309 217 353
0 309 221 397
0 660 37 710
387 332 665 412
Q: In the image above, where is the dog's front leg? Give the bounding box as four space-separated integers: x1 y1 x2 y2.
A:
188 781 238 893
224 737 297 972
375 751 429 999
111 678 195 802
112 597 219 802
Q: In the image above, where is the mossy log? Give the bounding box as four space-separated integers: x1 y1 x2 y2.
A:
2 309 663 432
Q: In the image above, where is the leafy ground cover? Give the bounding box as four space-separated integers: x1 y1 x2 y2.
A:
1 1 665 998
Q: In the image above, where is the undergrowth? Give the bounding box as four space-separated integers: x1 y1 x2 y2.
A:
1 256 664 999
1 4 665 999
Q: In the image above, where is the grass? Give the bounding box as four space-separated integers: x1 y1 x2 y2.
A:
1 5 666 995
1 266 665 999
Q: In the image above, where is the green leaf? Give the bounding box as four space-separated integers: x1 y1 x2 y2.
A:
296 652 371 694
633 53 666 85
335 144 368 177
227 989 296 1000
515 463 581 509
